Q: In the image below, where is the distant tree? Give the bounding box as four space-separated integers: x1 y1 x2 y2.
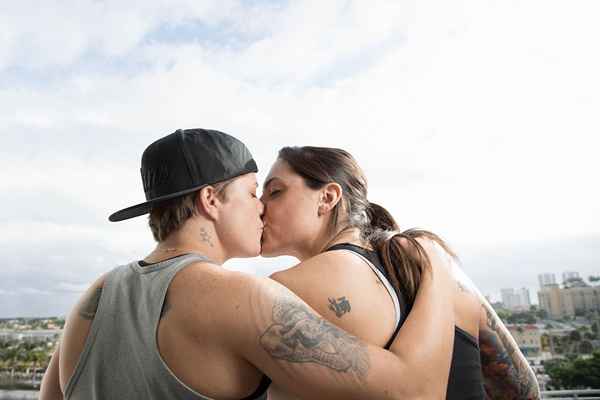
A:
589 275 600 283
546 351 600 389
497 309 511 322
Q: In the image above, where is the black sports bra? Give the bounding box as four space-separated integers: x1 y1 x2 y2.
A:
326 243 408 349
326 243 486 399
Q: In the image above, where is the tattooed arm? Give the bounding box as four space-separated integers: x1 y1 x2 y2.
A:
438 249 540 399
230 242 456 400
259 288 370 379
479 299 541 399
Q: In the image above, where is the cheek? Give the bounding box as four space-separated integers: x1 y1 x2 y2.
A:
221 200 262 252
265 197 316 244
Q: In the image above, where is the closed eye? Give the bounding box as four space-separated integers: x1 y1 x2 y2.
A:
269 189 281 197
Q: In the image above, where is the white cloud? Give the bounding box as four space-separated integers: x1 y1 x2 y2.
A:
1 0 599 316
0 0 243 70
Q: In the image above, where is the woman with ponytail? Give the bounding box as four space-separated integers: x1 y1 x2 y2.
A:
260 146 539 400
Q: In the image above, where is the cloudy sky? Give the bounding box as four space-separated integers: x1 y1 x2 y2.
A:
1 0 599 317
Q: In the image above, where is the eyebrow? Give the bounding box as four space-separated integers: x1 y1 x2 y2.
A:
262 177 280 189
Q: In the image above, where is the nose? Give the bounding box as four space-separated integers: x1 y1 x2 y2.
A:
258 198 265 217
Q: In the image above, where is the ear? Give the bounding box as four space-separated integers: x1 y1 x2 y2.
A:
318 182 343 216
196 186 223 221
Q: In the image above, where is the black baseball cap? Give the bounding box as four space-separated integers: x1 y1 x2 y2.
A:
109 128 258 222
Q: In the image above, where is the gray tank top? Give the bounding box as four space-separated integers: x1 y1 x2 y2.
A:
64 253 215 400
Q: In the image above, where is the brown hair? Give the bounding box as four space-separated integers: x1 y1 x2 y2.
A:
278 146 456 304
148 179 233 242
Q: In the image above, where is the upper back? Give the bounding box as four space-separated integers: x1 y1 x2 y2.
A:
60 254 266 400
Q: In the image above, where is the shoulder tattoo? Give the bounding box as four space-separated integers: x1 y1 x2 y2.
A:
259 290 369 379
328 296 351 318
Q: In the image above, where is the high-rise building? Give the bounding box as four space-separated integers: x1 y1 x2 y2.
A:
538 283 600 318
563 286 600 315
537 284 574 318
501 288 517 310
501 288 531 311
517 288 531 310
538 273 556 289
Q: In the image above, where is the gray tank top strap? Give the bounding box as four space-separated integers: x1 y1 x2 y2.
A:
65 253 215 400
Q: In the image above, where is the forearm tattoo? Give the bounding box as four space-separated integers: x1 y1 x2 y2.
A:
479 303 540 399
259 291 370 379
78 287 103 320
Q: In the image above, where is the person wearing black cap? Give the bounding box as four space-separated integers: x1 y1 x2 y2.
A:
40 128 458 400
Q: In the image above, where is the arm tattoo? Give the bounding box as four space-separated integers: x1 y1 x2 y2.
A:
479 303 540 399
259 291 370 379
78 287 103 320
328 296 351 318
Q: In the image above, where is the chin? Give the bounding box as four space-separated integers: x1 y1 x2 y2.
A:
259 240 285 258
234 248 261 259
259 239 276 258
247 242 262 258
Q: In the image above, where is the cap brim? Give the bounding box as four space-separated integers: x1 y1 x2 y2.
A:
108 184 207 222
108 162 259 222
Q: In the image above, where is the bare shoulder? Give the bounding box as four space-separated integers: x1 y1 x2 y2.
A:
269 251 378 315
271 251 368 287
167 262 276 340
270 250 397 345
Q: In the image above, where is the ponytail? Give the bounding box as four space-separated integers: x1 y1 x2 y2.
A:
275 144 457 305
367 202 457 305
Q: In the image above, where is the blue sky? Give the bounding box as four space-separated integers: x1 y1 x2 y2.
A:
1 0 599 317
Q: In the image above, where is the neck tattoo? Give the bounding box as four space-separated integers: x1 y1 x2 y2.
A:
200 227 214 247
